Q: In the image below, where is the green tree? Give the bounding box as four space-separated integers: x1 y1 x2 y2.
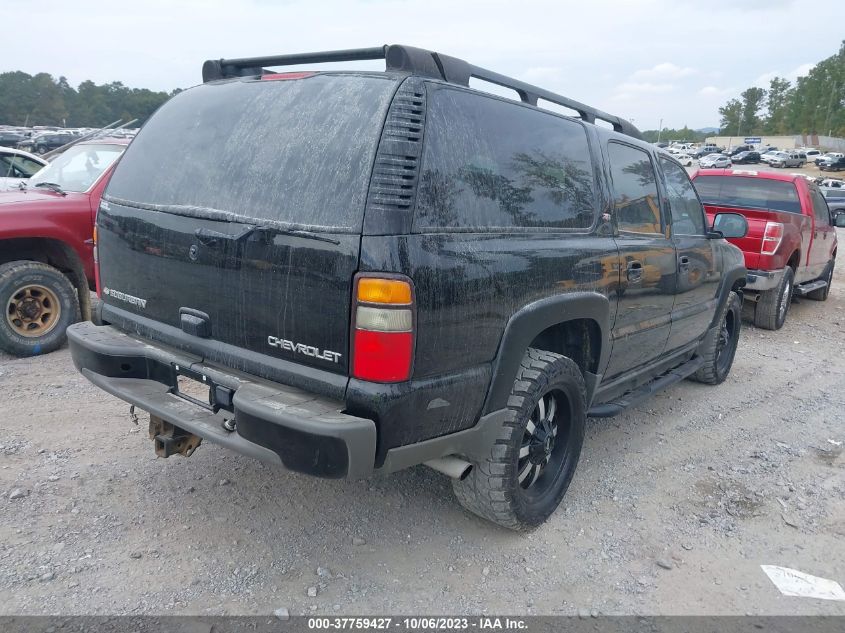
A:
718 40 845 138
764 77 792 134
0 72 176 127
739 87 766 135
718 98 743 135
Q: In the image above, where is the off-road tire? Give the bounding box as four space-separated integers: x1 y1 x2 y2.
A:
754 267 794 330
690 290 741 385
806 260 833 301
0 261 80 357
452 349 586 530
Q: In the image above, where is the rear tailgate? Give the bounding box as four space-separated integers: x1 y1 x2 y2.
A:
97 73 398 384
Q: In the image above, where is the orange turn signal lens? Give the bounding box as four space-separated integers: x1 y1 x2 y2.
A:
357 278 412 305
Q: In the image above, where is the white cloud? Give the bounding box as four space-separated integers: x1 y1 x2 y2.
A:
698 86 731 97
753 71 778 88
615 82 674 94
521 67 563 83
788 63 814 80
631 62 697 82
754 62 816 87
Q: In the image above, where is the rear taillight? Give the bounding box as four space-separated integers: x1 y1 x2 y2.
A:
761 221 784 256
352 276 414 383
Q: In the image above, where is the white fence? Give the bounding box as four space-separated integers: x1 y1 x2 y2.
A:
704 134 845 152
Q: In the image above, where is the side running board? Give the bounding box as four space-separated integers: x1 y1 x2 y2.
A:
793 279 828 297
588 356 705 418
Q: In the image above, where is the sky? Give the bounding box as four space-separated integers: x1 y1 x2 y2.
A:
4 0 843 130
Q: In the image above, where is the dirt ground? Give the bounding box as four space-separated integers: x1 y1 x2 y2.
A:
1 237 844 617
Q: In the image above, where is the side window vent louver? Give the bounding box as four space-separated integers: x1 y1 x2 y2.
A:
366 81 426 214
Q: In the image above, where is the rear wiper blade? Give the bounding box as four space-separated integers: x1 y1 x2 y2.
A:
33 182 66 195
195 224 340 246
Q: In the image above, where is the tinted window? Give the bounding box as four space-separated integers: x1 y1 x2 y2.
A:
693 175 801 214
809 188 830 225
608 142 662 234
659 157 706 236
414 86 596 230
106 75 396 231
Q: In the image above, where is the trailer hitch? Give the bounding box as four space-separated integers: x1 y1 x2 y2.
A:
149 415 203 458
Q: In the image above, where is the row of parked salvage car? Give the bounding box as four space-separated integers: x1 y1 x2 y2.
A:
0 125 137 155
670 146 845 171
1 45 844 529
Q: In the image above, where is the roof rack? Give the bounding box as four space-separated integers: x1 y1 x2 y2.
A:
202 44 642 140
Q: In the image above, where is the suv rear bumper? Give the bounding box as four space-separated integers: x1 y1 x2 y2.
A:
745 267 785 292
67 322 376 479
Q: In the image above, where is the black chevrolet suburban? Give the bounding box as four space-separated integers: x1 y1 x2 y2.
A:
68 45 748 529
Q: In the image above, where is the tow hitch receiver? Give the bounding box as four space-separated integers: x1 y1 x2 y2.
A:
149 415 203 458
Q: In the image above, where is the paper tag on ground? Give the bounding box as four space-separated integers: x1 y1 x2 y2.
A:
761 565 845 601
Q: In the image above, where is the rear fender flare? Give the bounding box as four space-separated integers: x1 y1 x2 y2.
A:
710 266 746 328
481 292 611 414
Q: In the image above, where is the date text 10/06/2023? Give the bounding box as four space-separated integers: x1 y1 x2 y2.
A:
307 617 528 631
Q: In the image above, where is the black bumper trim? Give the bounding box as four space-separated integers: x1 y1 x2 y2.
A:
68 322 376 479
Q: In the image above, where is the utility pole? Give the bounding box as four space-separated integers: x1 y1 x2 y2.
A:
822 81 837 141
657 118 663 144
729 103 745 151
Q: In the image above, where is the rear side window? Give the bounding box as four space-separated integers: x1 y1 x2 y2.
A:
414 86 596 231
106 74 396 231
659 156 706 236
608 142 663 234
809 188 830 225
693 175 801 214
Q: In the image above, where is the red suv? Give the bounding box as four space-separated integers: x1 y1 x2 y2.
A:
692 169 837 329
0 138 129 355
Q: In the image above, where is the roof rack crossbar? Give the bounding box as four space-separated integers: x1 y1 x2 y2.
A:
202 46 389 83
201 44 642 140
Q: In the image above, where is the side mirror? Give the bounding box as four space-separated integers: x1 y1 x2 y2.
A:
710 213 748 239
835 212 845 228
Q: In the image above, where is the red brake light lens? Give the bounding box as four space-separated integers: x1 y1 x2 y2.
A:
352 330 414 382
260 72 316 81
761 221 784 256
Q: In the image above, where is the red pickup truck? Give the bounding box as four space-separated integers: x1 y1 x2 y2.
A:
692 169 838 329
0 138 128 356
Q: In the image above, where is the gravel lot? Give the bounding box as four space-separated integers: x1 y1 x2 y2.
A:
1 234 844 617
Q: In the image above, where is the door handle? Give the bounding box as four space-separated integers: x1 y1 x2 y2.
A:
678 255 690 271
627 260 643 282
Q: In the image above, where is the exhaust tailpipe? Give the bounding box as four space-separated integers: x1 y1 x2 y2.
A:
424 456 473 480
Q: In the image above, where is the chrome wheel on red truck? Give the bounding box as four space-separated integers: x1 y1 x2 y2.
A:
754 267 794 330
806 260 834 301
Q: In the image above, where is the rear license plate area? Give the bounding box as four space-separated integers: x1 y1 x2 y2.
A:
172 365 213 410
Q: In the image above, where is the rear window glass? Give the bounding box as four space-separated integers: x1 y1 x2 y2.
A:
414 86 596 231
693 175 801 214
105 74 396 231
